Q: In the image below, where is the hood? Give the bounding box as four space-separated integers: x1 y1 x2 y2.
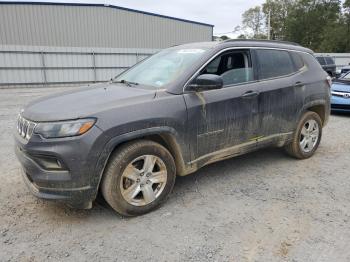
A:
331 81 350 93
22 83 156 122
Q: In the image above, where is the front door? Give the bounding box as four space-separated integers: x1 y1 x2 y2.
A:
184 49 260 162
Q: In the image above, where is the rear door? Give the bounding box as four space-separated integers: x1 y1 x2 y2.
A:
253 49 304 144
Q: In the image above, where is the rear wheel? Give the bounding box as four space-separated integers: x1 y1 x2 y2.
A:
285 111 322 159
101 140 176 216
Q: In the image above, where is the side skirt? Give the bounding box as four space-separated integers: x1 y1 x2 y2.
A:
180 132 293 176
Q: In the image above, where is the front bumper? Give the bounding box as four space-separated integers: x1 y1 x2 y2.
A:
14 125 106 208
331 95 350 112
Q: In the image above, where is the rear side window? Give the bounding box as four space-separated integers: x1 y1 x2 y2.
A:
316 57 326 65
290 52 304 71
256 49 295 79
324 57 334 65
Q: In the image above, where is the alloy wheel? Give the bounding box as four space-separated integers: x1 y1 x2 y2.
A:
120 155 167 206
299 119 319 153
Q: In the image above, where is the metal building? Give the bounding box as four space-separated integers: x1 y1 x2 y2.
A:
0 2 214 87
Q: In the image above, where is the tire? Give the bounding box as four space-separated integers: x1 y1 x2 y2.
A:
285 111 322 159
101 140 176 216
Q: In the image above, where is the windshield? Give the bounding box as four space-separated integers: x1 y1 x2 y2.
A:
343 72 350 80
113 48 208 88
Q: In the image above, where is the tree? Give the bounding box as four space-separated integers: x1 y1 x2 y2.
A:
220 35 230 40
344 0 350 51
241 0 347 52
284 0 341 51
242 6 266 38
236 34 247 39
262 0 293 40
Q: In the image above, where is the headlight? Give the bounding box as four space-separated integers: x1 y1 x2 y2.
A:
34 118 96 138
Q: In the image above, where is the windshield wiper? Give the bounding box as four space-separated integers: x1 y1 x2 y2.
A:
112 79 139 86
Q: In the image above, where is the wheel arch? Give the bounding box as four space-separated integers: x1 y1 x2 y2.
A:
307 104 326 125
92 127 188 199
300 99 329 127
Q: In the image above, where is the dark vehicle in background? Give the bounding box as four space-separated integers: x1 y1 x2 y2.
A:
14 40 331 216
331 71 350 112
316 55 336 77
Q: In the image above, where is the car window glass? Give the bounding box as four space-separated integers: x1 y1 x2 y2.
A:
200 50 254 86
114 48 208 88
290 52 304 71
256 49 295 79
205 56 221 74
324 57 334 64
316 57 326 65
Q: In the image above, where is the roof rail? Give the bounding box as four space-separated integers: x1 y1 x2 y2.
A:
223 39 301 46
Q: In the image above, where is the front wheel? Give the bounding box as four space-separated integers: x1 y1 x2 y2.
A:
101 140 176 216
285 111 322 159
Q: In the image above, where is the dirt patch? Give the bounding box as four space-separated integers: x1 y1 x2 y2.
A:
1 87 350 262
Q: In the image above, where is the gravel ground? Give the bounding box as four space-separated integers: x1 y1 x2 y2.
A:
0 87 350 262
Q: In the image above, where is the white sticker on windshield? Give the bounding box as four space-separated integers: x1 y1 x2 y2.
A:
177 49 205 54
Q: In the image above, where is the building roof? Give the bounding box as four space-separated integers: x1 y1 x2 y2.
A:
0 1 214 28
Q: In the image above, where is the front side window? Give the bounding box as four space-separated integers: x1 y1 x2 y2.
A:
200 50 254 86
114 48 208 88
256 49 295 79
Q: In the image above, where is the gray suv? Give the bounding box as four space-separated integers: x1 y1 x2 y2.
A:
15 40 331 216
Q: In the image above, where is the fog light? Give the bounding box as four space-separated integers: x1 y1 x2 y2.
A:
31 155 66 171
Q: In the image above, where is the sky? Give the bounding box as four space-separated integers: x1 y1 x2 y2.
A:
1 0 265 37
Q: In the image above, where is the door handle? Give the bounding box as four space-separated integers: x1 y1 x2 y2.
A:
241 90 259 98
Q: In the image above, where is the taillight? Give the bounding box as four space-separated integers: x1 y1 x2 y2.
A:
326 76 332 87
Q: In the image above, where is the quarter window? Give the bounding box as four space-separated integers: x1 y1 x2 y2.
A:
290 52 304 71
256 49 295 79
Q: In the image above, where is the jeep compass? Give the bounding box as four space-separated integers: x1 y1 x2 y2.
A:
15 40 331 216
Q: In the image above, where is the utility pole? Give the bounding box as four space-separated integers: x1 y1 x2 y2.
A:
267 10 271 40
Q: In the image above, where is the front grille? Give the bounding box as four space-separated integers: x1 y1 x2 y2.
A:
332 90 350 98
17 115 36 140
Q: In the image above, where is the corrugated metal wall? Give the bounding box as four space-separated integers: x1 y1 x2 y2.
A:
0 45 158 87
0 3 213 87
0 3 213 48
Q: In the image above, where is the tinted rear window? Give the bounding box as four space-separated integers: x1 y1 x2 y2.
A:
316 57 326 65
256 49 295 79
290 52 304 71
324 57 334 64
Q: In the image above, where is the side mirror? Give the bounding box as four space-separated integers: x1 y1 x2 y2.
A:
188 74 223 92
